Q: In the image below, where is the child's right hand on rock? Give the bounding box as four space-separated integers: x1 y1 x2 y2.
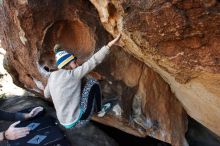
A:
107 34 121 48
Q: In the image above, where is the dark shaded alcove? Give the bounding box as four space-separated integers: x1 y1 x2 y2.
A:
39 20 96 70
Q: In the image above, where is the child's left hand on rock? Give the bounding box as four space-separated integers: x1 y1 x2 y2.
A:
107 34 121 48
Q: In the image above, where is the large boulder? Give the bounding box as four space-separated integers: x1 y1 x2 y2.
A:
1 0 219 145
89 0 220 137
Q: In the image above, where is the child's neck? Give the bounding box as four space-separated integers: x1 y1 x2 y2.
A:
63 66 73 70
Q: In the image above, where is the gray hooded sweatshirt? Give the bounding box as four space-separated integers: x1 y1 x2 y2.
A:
44 46 110 127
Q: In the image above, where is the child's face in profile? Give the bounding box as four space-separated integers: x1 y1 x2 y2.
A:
69 60 78 69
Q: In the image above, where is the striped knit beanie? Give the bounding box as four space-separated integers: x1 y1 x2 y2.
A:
54 44 77 69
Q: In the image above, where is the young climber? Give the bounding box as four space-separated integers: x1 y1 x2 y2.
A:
44 34 121 128
0 107 43 141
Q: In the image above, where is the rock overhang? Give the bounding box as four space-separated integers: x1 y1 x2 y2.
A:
1 0 220 145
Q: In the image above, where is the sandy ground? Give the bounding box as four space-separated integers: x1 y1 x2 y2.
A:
0 47 32 97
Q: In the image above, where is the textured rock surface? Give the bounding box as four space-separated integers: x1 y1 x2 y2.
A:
0 96 118 146
89 0 220 136
0 0 219 145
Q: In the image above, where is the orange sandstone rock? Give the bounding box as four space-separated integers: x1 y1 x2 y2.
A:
2 0 219 145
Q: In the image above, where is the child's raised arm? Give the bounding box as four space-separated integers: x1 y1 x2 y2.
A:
71 34 121 79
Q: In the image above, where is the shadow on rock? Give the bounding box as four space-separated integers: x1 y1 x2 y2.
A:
63 124 118 146
0 96 118 146
186 117 220 146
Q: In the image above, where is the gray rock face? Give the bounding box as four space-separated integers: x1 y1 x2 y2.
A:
64 124 118 146
186 117 220 146
0 96 118 146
